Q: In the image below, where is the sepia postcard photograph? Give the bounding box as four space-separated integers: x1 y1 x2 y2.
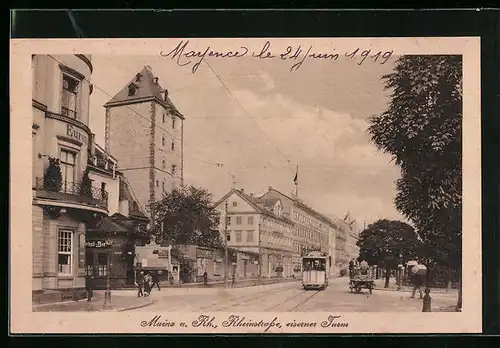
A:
10 37 481 334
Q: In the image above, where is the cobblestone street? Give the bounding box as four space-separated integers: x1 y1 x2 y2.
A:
127 277 458 313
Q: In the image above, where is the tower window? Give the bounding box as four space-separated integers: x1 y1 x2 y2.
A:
128 83 137 96
162 136 165 147
162 181 165 191
156 180 159 187
172 117 176 129
162 113 166 123
171 165 176 176
171 142 175 151
135 73 142 82
162 160 166 169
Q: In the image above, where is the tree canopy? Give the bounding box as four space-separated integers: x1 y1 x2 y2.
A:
357 219 421 268
368 55 462 270
150 186 223 248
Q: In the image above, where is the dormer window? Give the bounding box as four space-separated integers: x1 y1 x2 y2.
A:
153 77 159 85
128 83 137 96
135 73 142 82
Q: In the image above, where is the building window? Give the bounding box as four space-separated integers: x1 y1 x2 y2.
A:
235 231 242 242
171 165 176 176
248 216 254 225
162 113 166 123
58 229 73 275
59 149 76 188
162 160 166 169
171 141 175 151
172 117 176 129
226 217 231 226
162 181 165 191
97 253 109 276
213 261 220 275
162 136 165 147
236 216 242 225
232 201 238 207
61 74 79 119
156 180 159 187
246 230 254 242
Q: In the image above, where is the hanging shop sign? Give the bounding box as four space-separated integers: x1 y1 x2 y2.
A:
85 239 112 248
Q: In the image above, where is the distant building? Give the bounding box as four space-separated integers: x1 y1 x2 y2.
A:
215 188 295 278
260 187 332 265
104 65 185 214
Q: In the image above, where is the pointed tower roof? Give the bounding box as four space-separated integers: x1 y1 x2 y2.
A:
104 65 184 119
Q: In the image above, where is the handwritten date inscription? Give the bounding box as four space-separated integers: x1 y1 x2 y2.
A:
160 40 393 74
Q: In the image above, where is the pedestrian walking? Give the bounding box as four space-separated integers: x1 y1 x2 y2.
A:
231 273 236 287
152 271 161 291
203 271 208 286
85 274 95 302
410 263 426 299
136 270 145 297
144 272 152 296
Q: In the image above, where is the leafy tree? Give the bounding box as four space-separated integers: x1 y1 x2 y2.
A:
43 157 62 191
368 55 462 309
80 168 93 197
150 186 223 248
357 219 421 287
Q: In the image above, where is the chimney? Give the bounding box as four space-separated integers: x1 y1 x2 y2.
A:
268 186 272 192
163 89 169 101
240 189 244 193
249 193 254 197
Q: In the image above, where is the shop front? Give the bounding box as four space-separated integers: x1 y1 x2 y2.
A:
85 216 136 289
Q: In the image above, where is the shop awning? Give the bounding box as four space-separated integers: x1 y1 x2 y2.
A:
87 216 128 235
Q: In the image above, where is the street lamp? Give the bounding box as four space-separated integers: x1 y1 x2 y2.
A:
103 236 113 309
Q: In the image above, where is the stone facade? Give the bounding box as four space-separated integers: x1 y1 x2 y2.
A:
104 66 184 214
32 54 106 304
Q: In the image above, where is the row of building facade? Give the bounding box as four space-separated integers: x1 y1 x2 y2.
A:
31 54 360 304
214 187 360 280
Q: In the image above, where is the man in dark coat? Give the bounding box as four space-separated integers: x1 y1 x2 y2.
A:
151 271 161 291
85 274 95 302
136 271 145 297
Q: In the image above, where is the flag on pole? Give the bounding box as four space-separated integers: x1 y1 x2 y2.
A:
293 167 298 185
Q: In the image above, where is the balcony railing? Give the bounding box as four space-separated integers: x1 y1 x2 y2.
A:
61 107 78 120
35 177 108 210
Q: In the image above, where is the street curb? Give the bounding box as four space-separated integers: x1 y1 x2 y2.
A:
117 298 155 312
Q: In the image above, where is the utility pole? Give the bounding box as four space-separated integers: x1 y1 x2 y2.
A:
224 200 229 287
258 223 262 284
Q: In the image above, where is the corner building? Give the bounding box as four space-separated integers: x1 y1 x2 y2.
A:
104 66 184 213
32 54 107 303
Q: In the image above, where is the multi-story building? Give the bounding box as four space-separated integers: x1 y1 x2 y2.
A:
259 187 331 266
345 221 361 262
104 65 184 213
331 216 350 275
32 54 109 303
215 188 296 278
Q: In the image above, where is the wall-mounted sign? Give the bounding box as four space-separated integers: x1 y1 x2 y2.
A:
85 240 111 248
66 124 88 144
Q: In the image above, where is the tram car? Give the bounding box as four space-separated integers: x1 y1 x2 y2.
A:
301 250 330 290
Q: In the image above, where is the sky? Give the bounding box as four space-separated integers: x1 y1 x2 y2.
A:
88 50 406 226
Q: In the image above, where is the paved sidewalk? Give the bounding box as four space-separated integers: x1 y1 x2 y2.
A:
373 278 459 295
32 290 154 312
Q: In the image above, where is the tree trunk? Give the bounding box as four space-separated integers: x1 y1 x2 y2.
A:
384 267 390 288
447 267 452 292
456 268 462 311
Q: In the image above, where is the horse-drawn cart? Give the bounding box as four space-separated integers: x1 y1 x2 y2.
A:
349 267 375 294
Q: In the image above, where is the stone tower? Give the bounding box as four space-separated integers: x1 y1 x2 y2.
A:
104 65 184 214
